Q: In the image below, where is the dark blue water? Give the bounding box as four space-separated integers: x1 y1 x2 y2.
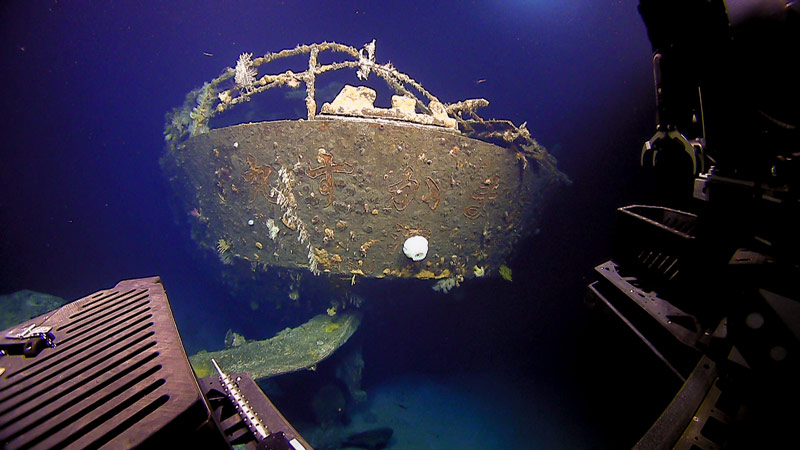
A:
1 1 669 448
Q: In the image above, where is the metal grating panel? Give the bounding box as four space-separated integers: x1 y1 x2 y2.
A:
0 277 212 450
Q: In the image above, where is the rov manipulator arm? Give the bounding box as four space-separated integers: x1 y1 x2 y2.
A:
638 0 799 206
585 1 800 448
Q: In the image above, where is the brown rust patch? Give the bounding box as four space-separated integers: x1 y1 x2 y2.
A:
463 174 501 219
387 166 419 211
244 154 278 204
421 176 441 211
305 150 354 207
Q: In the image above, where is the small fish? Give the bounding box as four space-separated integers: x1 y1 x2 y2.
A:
203 51 214 57
475 78 487 84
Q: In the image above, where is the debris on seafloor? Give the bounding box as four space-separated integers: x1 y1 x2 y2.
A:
189 312 360 379
312 384 347 429
223 328 246 348
339 427 394 450
335 345 368 402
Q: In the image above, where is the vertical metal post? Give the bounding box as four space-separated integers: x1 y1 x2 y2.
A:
305 45 318 120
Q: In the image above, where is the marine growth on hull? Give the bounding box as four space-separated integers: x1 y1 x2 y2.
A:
160 40 568 377
162 40 567 284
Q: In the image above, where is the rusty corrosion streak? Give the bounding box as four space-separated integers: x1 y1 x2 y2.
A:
305 151 354 207
387 167 419 211
463 174 500 219
244 154 278 204
421 176 440 211
463 204 485 220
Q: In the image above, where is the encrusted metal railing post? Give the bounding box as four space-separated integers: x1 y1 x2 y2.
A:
305 45 318 120
163 40 497 150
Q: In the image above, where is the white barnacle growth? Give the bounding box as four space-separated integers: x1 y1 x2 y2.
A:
273 166 320 275
432 275 463 294
234 52 258 95
403 235 428 261
356 39 376 80
266 218 279 241
218 90 232 104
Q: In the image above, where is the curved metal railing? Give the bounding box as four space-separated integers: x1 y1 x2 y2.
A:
164 40 488 148
162 40 565 181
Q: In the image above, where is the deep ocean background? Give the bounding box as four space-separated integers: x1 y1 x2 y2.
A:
1 1 676 448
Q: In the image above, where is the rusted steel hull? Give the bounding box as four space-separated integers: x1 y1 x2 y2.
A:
161 118 563 280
